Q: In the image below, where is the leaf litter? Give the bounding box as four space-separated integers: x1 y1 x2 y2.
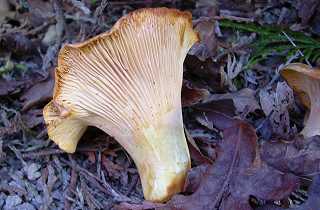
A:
1 0 320 209
165 111 299 210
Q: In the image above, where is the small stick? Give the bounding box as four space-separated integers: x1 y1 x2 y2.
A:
281 31 312 66
60 158 136 203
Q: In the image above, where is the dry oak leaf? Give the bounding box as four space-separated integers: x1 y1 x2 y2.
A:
165 111 299 210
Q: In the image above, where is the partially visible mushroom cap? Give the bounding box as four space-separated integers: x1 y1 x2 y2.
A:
43 100 87 153
43 8 199 202
280 63 320 137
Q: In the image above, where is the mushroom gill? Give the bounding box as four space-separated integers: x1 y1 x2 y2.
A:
43 7 199 202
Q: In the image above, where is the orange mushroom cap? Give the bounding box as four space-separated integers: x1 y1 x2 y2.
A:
43 7 199 202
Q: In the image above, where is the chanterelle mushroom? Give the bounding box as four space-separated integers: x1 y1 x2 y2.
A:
280 63 320 138
43 8 199 202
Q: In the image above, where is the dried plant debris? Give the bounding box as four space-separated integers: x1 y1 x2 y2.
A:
256 175 320 210
189 19 217 61
182 80 210 107
203 88 259 116
20 68 55 111
165 111 299 210
1 0 320 209
261 135 320 176
259 81 295 138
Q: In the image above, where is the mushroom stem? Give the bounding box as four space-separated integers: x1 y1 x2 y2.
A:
133 108 190 202
101 108 190 202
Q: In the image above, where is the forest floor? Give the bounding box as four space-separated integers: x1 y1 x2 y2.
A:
0 0 320 210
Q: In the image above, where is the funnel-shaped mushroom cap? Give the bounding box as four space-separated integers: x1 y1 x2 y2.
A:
281 63 320 137
43 8 199 202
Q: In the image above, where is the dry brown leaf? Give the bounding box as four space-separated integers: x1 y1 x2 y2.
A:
20 68 54 111
165 111 299 210
189 19 216 61
202 88 259 115
261 135 320 176
182 80 210 107
259 82 294 137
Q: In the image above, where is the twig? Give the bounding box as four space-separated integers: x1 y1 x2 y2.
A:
214 15 254 23
97 150 102 179
263 51 300 89
60 158 136 203
0 140 4 159
94 0 110 20
0 184 27 196
214 33 255 62
80 176 104 209
281 31 312 66
70 0 91 15
40 166 52 210
53 0 65 45
125 174 139 196
64 159 78 210
40 0 65 74
8 145 27 167
64 14 96 24
26 22 51 36
109 0 174 5
22 149 65 158
22 146 112 159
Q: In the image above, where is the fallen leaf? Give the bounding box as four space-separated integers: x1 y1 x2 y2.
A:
166 111 299 210
189 19 217 61
310 10 320 35
195 99 236 117
0 140 5 162
21 109 44 128
202 88 259 116
297 0 320 25
194 110 236 131
27 0 54 19
102 155 124 179
115 201 165 210
0 32 36 57
261 135 320 176
0 0 14 22
0 79 25 96
259 82 294 137
84 151 96 164
184 56 224 92
182 80 210 107
255 117 273 141
20 68 54 111
217 0 254 12
24 163 42 181
256 175 320 210
185 128 212 165
183 164 209 194
295 175 320 210
225 54 249 91
194 0 217 18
